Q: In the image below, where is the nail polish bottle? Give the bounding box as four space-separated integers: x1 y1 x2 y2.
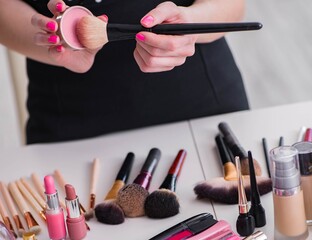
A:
270 146 308 239
292 141 312 225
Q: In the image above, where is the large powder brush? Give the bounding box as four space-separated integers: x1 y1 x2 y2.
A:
76 15 262 49
144 149 187 218
94 152 134 225
116 148 161 217
194 135 272 204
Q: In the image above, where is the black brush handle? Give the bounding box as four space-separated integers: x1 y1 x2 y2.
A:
215 134 232 165
218 122 248 159
134 148 161 189
116 152 135 183
107 22 262 42
159 149 187 191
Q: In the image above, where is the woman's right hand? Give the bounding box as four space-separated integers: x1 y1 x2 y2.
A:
31 0 105 73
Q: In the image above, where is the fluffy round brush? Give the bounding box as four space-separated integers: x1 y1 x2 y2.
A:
218 122 262 176
194 135 272 204
117 148 161 217
76 15 262 50
144 149 186 218
94 152 134 224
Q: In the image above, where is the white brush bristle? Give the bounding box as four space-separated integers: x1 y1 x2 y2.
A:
76 16 108 50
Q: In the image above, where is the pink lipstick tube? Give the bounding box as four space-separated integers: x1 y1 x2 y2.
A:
65 184 87 240
44 175 67 240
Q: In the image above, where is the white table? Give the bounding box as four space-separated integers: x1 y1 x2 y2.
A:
1 101 312 239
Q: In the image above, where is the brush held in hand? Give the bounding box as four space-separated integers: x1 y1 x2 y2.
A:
76 15 262 49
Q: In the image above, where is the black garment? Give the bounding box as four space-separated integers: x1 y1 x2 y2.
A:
23 0 249 144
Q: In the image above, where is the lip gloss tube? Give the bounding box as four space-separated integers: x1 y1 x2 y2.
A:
65 184 87 240
44 175 66 240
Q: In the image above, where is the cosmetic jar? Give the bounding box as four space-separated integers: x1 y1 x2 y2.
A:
293 141 312 225
270 146 308 239
56 6 93 50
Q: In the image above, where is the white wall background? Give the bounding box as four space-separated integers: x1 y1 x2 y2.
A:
1 0 312 148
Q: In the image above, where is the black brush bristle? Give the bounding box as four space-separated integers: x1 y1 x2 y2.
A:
144 189 180 218
94 201 125 225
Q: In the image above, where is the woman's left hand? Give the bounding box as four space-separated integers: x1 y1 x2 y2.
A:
134 1 197 73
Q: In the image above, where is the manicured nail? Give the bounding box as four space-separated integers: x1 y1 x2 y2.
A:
141 15 154 25
136 33 145 42
48 35 58 44
100 14 109 22
56 45 64 52
46 21 56 31
56 3 63 12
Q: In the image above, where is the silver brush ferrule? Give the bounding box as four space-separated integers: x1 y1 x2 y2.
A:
66 196 81 218
45 191 61 212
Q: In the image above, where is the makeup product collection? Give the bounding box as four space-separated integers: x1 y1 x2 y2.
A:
55 6 262 50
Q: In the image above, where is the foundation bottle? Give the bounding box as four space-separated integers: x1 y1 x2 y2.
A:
293 141 312 225
270 146 308 239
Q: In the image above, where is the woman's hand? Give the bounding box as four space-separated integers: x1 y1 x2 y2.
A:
134 2 197 73
31 0 105 73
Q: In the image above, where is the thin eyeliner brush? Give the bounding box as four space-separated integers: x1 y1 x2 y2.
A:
262 138 271 178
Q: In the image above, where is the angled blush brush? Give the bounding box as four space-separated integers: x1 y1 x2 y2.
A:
76 15 262 49
117 148 161 217
85 158 100 221
8 182 41 234
0 181 25 237
94 152 134 224
144 149 187 218
218 122 262 176
194 135 272 204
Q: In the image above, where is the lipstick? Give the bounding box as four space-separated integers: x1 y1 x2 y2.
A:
149 213 216 240
44 175 66 240
65 184 87 240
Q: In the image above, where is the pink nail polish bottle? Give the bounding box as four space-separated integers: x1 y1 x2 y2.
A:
44 175 67 240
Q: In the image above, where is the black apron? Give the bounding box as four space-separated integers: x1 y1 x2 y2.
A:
23 0 249 144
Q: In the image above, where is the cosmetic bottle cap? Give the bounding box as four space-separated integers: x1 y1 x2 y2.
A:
292 141 312 176
270 146 300 191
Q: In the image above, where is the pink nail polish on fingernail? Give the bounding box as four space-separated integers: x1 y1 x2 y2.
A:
56 3 63 12
46 21 56 31
136 33 145 41
48 35 58 44
142 15 154 25
100 14 109 22
56 45 63 52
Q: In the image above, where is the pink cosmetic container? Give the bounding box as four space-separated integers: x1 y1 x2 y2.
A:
187 220 240 240
65 184 87 240
56 6 93 50
44 175 67 240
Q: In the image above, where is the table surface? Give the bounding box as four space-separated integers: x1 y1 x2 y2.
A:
1 101 312 239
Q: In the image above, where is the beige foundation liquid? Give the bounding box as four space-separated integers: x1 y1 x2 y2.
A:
293 141 312 225
270 146 308 239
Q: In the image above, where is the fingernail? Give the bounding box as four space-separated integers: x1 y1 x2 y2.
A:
48 35 58 44
100 14 109 22
141 15 154 25
46 21 56 31
136 33 145 42
56 45 64 52
56 3 63 12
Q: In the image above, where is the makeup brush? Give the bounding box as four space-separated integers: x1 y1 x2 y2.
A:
247 151 266 228
30 173 45 200
117 148 161 217
76 15 262 49
8 181 41 234
235 156 255 237
218 122 262 176
261 138 271 178
0 181 25 237
144 149 187 218
15 180 46 222
84 158 100 220
194 135 272 204
0 194 18 238
94 152 134 224
20 178 46 211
